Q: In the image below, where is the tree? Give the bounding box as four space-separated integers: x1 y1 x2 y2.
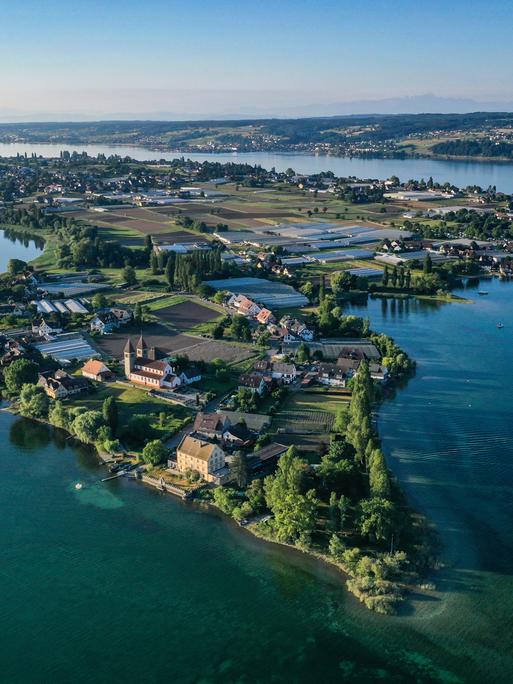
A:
382 265 389 287
358 497 395 543
423 253 433 274
142 440 167 466
329 491 339 530
122 264 137 285
234 387 257 413
4 358 38 394
150 254 159 274
338 494 351 529
318 275 326 302
329 533 346 560
71 410 105 444
246 478 266 513
212 324 224 339
48 400 70 429
213 486 238 515
229 315 251 342
102 396 118 435
7 258 27 276
19 384 49 419
264 447 318 545
92 292 107 309
123 414 154 446
165 252 175 287
231 451 249 488
295 342 310 363
134 301 143 326
333 403 349 433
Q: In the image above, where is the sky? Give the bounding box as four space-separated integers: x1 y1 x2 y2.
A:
1 0 513 120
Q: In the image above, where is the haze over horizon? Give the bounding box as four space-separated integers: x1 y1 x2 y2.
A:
2 0 513 122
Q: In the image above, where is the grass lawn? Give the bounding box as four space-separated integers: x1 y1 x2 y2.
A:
282 388 350 415
65 382 191 441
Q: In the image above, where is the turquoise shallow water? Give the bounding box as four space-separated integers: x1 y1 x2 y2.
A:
1 278 513 683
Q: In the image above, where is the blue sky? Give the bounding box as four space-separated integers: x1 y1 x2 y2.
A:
1 0 512 118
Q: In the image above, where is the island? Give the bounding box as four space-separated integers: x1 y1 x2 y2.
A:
1 153 511 614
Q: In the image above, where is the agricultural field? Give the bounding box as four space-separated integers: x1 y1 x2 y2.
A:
97 322 254 364
270 388 350 453
152 300 221 332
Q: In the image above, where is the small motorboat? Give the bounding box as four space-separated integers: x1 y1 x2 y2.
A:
478 291 489 295
75 483 83 490
497 323 504 329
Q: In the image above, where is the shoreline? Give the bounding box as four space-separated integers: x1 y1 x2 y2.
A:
2 141 513 166
8 374 439 618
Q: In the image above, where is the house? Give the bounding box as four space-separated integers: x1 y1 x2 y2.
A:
176 435 227 484
279 316 314 342
81 358 113 382
110 307 132 324
32 318 62 338
334 357 361 377
238 373 267 396
222 422 255 448
179 365 202 385
90 307 132 334
271 362 297 384
256 308 276 325
317 363 347 387
124 335 181 389
193 412 230 440
369 363 389 383
37 370 89 399
90 311 119 334
253 359 270 373
229 294 261 318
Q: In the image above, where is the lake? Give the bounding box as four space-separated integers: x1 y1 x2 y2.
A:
1 142 513 192
0 229 44 272
2 277 513 683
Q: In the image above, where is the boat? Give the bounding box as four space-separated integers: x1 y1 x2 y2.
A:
497 323 504 329
478 291 489 295
75 483 83 490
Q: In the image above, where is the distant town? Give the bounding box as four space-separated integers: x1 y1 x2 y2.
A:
3 112 513 160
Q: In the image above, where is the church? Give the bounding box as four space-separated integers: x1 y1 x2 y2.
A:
124 334 181 389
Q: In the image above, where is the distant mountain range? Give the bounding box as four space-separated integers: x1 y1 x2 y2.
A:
1 94 513 122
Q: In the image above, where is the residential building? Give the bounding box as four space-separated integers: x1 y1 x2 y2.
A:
317 363 347 388
81 358 113 382
222 422 254 448
37 370 89 399
238 373 267 396
193 412 230 440
256 308 275 325
32 318 62 338
176 435 226 483
271 362 297 384
334 357 361 377
90 307 131 334
90 311 119 334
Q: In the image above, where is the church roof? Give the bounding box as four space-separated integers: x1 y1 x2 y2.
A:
137 333 147 350
124 338 134 353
